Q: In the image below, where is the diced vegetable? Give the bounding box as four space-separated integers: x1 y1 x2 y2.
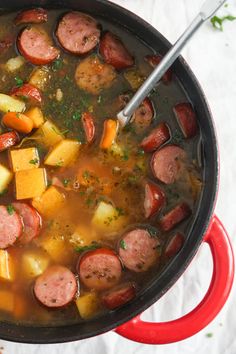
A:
39 234 71 264
15 168 47 200
100 119 118 149
0 93 25 113
110 142 124 157
0 290 14 312
21 251 50 277
0 250 15 281
92 201 127 234
70 224 98 247
44 139 80 167
0 164 13 193
5 56 25 72
32 186 65 217
32 120 63 148
29 67 50 91
75 292 100 319
25 107 44 128
123 69 145 90
2 112 33 133
10 147 39 172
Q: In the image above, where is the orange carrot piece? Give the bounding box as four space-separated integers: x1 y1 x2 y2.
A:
100 119 118 149
2 111 33 134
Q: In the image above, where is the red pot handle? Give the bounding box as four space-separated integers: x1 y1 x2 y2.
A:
115 215 234 344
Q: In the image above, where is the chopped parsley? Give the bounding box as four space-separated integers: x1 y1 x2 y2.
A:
72 110 81 121
29 158 39 165
206 333 213 338
149 228 158 238
56 160 63 167
52 58 63 72
6 204 14 215
211 15 236 31
115 207 125 216
85 198 93 207
62 178 70 187
137 149 145 156
75 243 101 253
122 150 129 161
14 76 24 87
120 239 127 250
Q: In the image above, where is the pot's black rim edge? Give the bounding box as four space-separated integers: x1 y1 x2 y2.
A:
0 0 219 344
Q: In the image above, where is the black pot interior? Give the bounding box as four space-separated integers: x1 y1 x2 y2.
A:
0 0 218 343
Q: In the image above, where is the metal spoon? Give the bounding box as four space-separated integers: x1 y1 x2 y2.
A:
117 0 226 127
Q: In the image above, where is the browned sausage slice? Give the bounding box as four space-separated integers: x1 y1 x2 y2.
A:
34 265 77 308
75 55 117 95
131 98 154 129
173 103 198 138
56 12 100 55
159 203 191 232
145 54 172 84
12 203 41 244
0 205 23 249
14 8 48 25
0 131 19 152
102 283 135 310
18 27 59 65
11 84 42 104
144 181 165 218
151 145 186 184
78 248 122 291
141 122 170 152
165 233 184 258
99 32 134 70
119 229 160 272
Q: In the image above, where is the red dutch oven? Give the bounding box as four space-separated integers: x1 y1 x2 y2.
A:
0 0 234 345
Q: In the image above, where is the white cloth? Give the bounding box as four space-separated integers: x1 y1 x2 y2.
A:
2 1 236 353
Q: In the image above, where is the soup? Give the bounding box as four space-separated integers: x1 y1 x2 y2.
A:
0 8 202 325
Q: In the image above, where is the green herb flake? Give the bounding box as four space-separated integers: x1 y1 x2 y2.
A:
6 204 14 215
52 58 63 72
137 149 145 156
120 239 127 250
29 158 39 165
211 15 236 31
122 150 129 161
83 170 90 180
72 110 81 121
75 243 101 253
97 95 102 104
85 198 93 207
206 333 213 338
56 160 63 167
62 178 70 187
149 228 158 238
14 76 24 88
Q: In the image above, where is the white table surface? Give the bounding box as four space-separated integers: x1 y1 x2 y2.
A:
1 0 236 353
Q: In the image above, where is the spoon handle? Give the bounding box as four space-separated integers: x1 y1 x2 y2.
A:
117 0 227 127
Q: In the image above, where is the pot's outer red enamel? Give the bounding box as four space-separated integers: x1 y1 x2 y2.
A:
0 0 233 344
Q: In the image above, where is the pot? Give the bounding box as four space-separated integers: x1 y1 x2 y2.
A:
0 0 234 345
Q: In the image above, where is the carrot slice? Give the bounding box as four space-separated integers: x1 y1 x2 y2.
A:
2 112 33 133
100 119 118 149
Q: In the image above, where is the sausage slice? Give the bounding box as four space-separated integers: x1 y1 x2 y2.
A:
151 145 186 184
145 54 172 84
14 8 48 25
56 12 100 55
119 229 160 272
141 122 170 152
78 248 122 291
82 112 95 143
102 283 135 310
165 233 184 258
173 103 198 138
0 205 23 249
160 203 191 232
75 55 117 95
131 98 154 129
18 27 59 65
34 265 77 308
0 131 19 152
12 203 41 244
11 84 42 104
144 181 165 218
99 32 134 70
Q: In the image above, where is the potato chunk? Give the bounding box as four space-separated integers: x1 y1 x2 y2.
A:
0 93 25 113
15 168 47 200
32 186 65 217
92 201 127 234
70 224 98 247
44 139 80 167
10 147 39 172
75 293 100 319
5 56 25 72
0 250 15 281
21 251 50 278
33 120 63 148
39 235 71 264
29 67 50 91
25 107 44 128
0 164 13 193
